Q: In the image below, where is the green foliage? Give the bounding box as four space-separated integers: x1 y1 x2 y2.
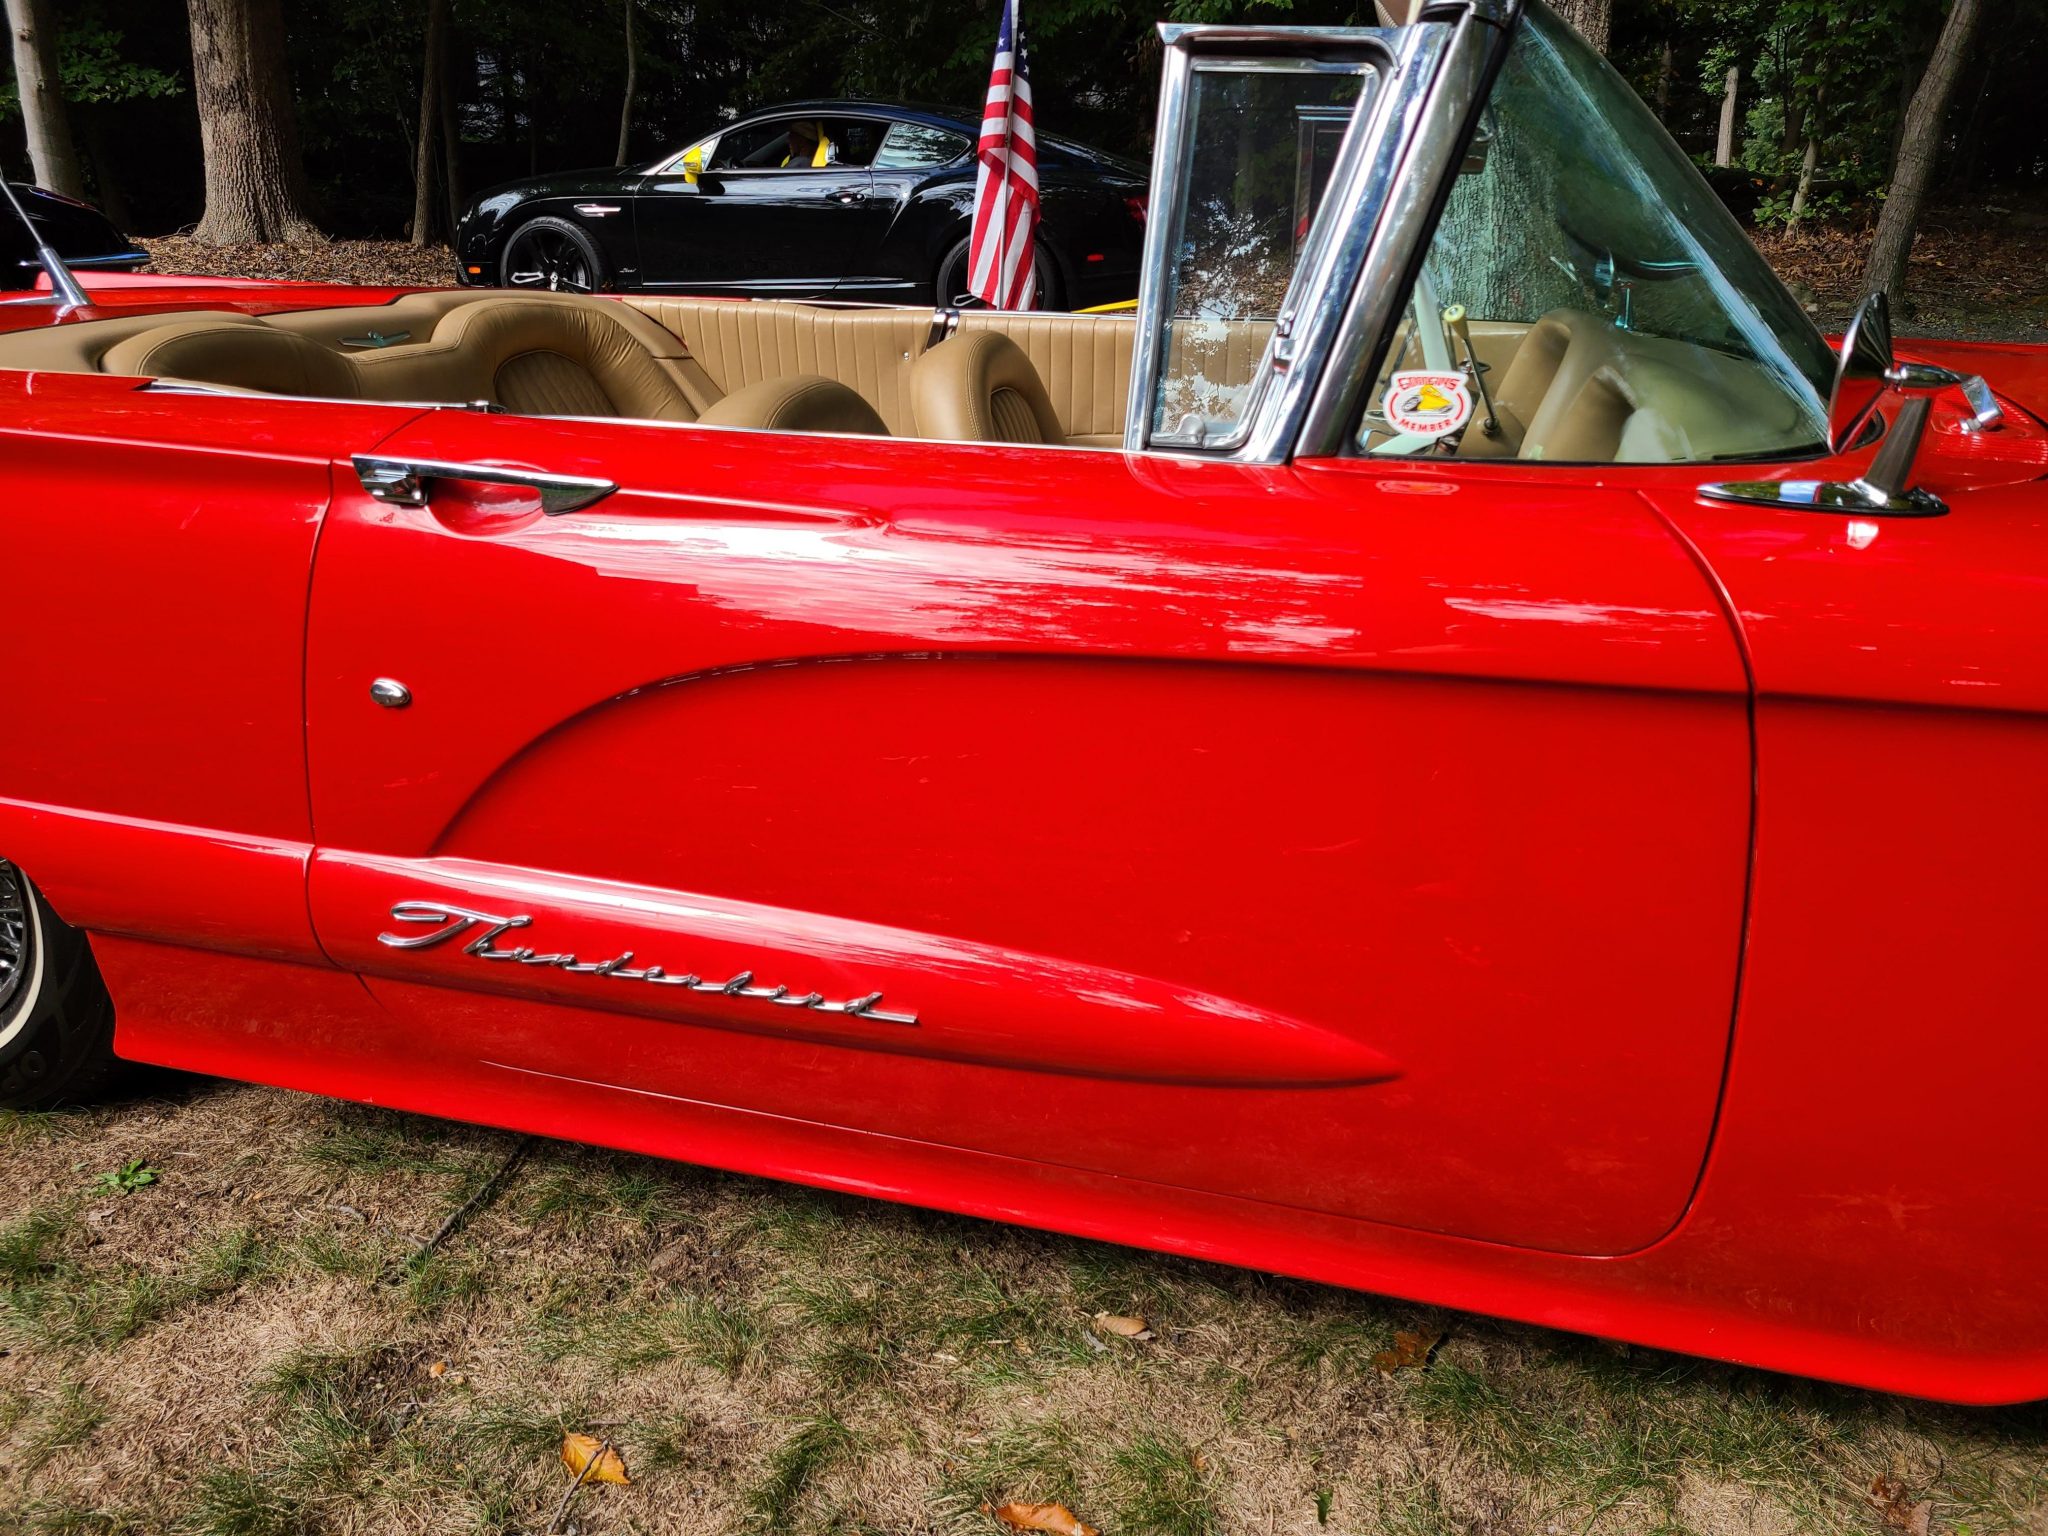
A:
92 1159 157 1197
2 0 2040 241
0 6 181 118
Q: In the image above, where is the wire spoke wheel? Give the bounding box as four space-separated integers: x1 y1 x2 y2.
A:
504 226 595 293
0 858 32 1017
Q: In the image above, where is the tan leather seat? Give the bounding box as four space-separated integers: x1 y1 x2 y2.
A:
101 318 362 399
629 298 933 433
346 297 701 419
697 375 889 435
956 311 1134 446
909 331 1065 444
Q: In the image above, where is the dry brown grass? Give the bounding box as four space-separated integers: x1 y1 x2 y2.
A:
4 1076 2046 1535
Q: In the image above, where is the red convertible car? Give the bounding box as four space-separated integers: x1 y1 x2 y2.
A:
3 0 2045 1405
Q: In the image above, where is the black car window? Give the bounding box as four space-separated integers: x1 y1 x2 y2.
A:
874 121 971 171
708 117 882 172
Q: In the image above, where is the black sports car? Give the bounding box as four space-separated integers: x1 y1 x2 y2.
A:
2 184 147 290
453 102 1148 310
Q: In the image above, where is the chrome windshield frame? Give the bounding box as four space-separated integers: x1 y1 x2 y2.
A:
1298 4 1508 456
1122 4 1516 463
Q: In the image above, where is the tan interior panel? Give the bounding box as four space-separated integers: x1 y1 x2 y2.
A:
0 289 1811 464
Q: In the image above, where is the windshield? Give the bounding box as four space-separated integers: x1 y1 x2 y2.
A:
1364 3 1834 464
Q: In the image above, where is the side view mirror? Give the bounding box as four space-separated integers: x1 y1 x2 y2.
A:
1826 292 1895 453
1703 289 2005 519
681 145 706 186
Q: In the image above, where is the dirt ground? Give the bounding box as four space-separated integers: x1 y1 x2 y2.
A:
4 1075 2047 1536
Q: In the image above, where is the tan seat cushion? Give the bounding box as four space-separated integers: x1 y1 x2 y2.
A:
347 297 703 420
101 318 361 399
697 375 890 435
958 311 1133 446
910 330 1065 444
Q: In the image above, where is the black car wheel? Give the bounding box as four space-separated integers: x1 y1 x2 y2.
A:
0 858 118 1109
936 236 1060 311
500 216 609 294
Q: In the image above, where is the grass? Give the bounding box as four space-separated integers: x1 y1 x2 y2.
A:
2 1079 2045 1535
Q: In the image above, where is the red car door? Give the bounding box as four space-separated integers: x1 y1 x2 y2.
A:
303 411 1751 1257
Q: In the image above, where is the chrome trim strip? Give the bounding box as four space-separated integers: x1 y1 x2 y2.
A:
1696 477 1947 518
350 454 618 516
1122 34 1197 451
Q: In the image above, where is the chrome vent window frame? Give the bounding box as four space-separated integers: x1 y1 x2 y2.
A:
1122 19 1459 460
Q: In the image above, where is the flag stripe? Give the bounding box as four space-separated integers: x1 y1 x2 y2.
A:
966 0 1040 310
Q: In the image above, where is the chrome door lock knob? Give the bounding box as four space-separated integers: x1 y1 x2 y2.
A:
369 678 413 709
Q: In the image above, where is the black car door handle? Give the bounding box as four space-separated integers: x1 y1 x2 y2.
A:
831 189 867 205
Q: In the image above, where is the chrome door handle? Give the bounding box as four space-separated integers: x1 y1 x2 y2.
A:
832 190 866 204
351 455 617 517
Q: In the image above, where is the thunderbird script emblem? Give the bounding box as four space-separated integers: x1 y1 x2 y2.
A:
378 900 918 1025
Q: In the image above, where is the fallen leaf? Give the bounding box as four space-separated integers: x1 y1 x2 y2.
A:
561 1431 630 1486
1372 1327 1443 1374
427 1360 449 1378
1091 1312 1151 1338
983 1499 1100 1536
1012 1337 1034 1355
1870 1474 1931 1536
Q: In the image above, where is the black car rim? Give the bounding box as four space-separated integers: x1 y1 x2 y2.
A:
0 858 31 1017
941 248 1051 311
505 227 594 293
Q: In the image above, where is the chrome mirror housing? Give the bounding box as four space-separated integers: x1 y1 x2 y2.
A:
1703 289 2009 520
1827 291 1894 454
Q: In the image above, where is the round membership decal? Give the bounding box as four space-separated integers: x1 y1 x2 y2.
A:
1383 370 1473 437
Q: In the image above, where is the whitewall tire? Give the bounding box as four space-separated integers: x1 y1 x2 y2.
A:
0 859 118 1108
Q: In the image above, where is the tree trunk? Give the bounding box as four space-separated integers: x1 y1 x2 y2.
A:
1788 134 1821 221
1654 41 1673 122
1781 94 1806 160
615 0 637 165
1551 0 1610 54
1863 0 1984 309
439 26 463 238
410 0 449 246
4 0 85 199
1714 66 1739 167
185 0 322 243
1787 82 1825 223
79 111 133 231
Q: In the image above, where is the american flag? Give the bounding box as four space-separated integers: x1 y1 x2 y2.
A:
966 0 1040 309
